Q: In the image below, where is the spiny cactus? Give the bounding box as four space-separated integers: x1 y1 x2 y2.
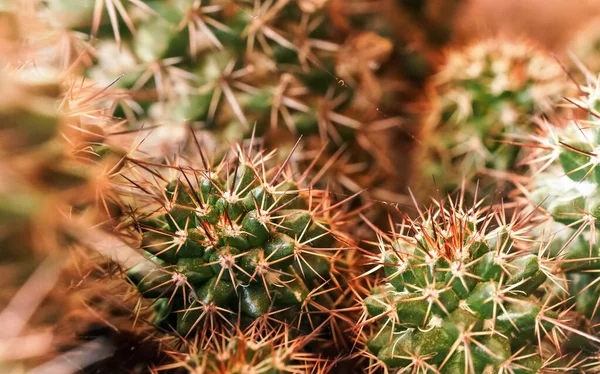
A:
0 31 129 374
512 77 600 358
414 40 570 200
355 197 598 373
113 137 361 357
156 325 334 373
43 0 404 212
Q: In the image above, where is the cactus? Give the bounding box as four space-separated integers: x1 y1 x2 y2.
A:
0 18 130 373
414 40 570 199
42 0 405 214
512 76 600 360
112 136 361 359
11 2 600 373
355 197 598 373
157 325 332 373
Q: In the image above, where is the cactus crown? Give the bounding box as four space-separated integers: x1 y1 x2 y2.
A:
356 197 592 373
118 138 358 350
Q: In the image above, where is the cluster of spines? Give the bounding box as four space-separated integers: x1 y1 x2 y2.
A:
353 195 600 373
154 324 339 373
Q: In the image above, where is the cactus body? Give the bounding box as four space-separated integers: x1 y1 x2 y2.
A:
357 200 591 372
117 144 357 357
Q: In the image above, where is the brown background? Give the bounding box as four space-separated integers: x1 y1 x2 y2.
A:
456 0 600 50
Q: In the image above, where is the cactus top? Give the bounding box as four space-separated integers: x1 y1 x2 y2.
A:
120 144 355 342
358 198 598 373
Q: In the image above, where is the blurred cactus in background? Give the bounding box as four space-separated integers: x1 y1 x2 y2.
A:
40 0 407 211
337 0 465 84
413 40 570 200
387 0 465 83
0 6 163 372
0 43 116 374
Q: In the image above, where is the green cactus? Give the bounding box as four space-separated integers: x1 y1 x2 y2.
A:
513 77 600 356
415 40 570 199
115 139 359 354
356 198 596 373
43 0 404 212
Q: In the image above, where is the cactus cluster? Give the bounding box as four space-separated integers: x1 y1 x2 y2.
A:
8 1 600 373
356 198 599 373
41 0 407 210
415 40 570 198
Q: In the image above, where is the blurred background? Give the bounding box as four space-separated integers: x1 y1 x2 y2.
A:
457 0 600 48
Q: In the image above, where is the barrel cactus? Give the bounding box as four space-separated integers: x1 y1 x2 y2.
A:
414 40 570 199
355 197 597 373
